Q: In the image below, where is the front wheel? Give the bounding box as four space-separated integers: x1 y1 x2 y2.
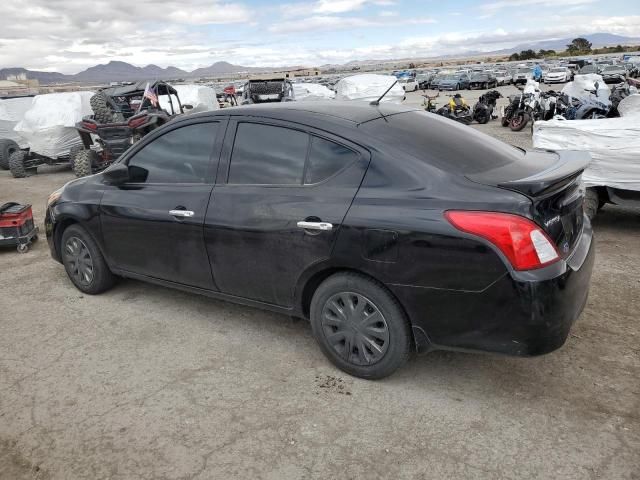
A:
310 272 412 379
509 111 529 131
61 224 115 294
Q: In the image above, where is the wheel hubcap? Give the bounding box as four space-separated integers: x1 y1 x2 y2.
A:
321 292 390 366
63 236 94 286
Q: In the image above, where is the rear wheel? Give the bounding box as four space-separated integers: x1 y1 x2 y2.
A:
584 188 603 221
8 150 36 178
73 149 99 178
0 139 20 170
310 272 412 379
61 224 115 294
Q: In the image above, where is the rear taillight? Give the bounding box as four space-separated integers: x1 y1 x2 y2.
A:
82 121 97 131
128 117 146 129
445 211 560 271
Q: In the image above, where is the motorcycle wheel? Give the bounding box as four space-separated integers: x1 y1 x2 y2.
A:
509 112 529 131
501 108 511 127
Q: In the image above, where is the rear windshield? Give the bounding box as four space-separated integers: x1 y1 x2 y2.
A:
360 111 525 174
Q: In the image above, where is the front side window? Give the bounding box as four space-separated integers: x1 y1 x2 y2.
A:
228 123 309 185
127 122 218 184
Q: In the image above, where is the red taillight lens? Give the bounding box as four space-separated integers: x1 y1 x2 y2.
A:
82 121 97 131
445 211 560 271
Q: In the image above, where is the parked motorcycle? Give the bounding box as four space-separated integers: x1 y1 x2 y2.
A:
422 93 439 113
472 90 502 124
436 94 473 125
502 83 542 131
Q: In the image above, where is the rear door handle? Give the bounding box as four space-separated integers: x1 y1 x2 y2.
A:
169 209 194 218
297 221 333 231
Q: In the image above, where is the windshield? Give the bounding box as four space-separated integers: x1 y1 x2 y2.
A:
551 68 566 72
472 74 489 80
443 75 457 80
517 68 531 73
603 66 622 72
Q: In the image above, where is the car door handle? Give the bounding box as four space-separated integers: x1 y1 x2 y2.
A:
297 221 333 231
169 209 194 218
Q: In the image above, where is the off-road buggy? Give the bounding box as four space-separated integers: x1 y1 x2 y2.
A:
73 81 189 177
241 78 294 104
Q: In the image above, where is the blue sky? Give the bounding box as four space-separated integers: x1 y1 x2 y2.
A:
1 0 639 73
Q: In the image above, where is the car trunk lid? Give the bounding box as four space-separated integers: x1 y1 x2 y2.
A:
467 149 590 258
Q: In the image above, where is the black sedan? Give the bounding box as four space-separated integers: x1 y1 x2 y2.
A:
469 73 498 90
45 102 595 379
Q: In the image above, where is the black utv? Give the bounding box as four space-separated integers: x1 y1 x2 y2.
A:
73 81 190 177
241 78 295 104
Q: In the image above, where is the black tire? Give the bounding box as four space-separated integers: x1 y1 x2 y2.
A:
509 112 529 131
90 91 115 124
310 272 412 379
501 108 511 127
8 150 34 178
73 149 98 177
61 224 115 294
0 139 20 170
68 145 83 171
584 188 601 221
455 83 460 90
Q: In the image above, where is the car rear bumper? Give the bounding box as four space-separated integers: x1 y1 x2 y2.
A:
390 217 595 356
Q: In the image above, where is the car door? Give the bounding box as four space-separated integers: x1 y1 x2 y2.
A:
100 119 226 290
204 118 370 307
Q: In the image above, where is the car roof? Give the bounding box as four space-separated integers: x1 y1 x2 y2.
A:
186 101 420 126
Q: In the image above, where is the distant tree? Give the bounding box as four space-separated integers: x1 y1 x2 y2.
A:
509 52 520 61
567 37 592 53
613 44 624 52
518 49 538 60
409 62 416 69
538 49 556 57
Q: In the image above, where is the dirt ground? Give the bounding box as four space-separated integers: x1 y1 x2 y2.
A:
1 99 639 479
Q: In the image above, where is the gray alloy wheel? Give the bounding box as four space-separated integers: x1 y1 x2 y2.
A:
63 236 94 286
320 292 390 366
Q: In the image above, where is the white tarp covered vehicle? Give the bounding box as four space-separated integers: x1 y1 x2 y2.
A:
159 84 219 114
335 74 404 104
0 96 33 170
533 93 640 219
292 83 336 101
7 91 94 178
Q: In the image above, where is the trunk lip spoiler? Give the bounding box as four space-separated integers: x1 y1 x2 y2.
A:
467 150 591 198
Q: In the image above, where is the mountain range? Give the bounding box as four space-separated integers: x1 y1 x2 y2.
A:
2 33 638 85
0 61 283 85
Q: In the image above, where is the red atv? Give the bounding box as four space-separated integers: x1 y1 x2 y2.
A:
73 81 190 177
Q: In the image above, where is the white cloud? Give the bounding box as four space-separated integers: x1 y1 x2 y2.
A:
269 15 436 33
480 0 596 12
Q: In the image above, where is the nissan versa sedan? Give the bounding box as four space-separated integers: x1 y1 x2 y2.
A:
46 102 595 379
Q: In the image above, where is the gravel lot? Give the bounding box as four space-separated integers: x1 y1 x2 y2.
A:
1 94 639 479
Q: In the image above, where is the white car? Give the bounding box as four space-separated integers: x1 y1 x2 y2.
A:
494 70 511 85
397 77 418 92
544 67 572 84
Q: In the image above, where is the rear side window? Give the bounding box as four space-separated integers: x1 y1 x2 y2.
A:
228 123 308 185
305 136 359 184
127 122 218 183
361 111 524 174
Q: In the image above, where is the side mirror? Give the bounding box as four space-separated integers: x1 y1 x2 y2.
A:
103 163 129 185
183 104 193 110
